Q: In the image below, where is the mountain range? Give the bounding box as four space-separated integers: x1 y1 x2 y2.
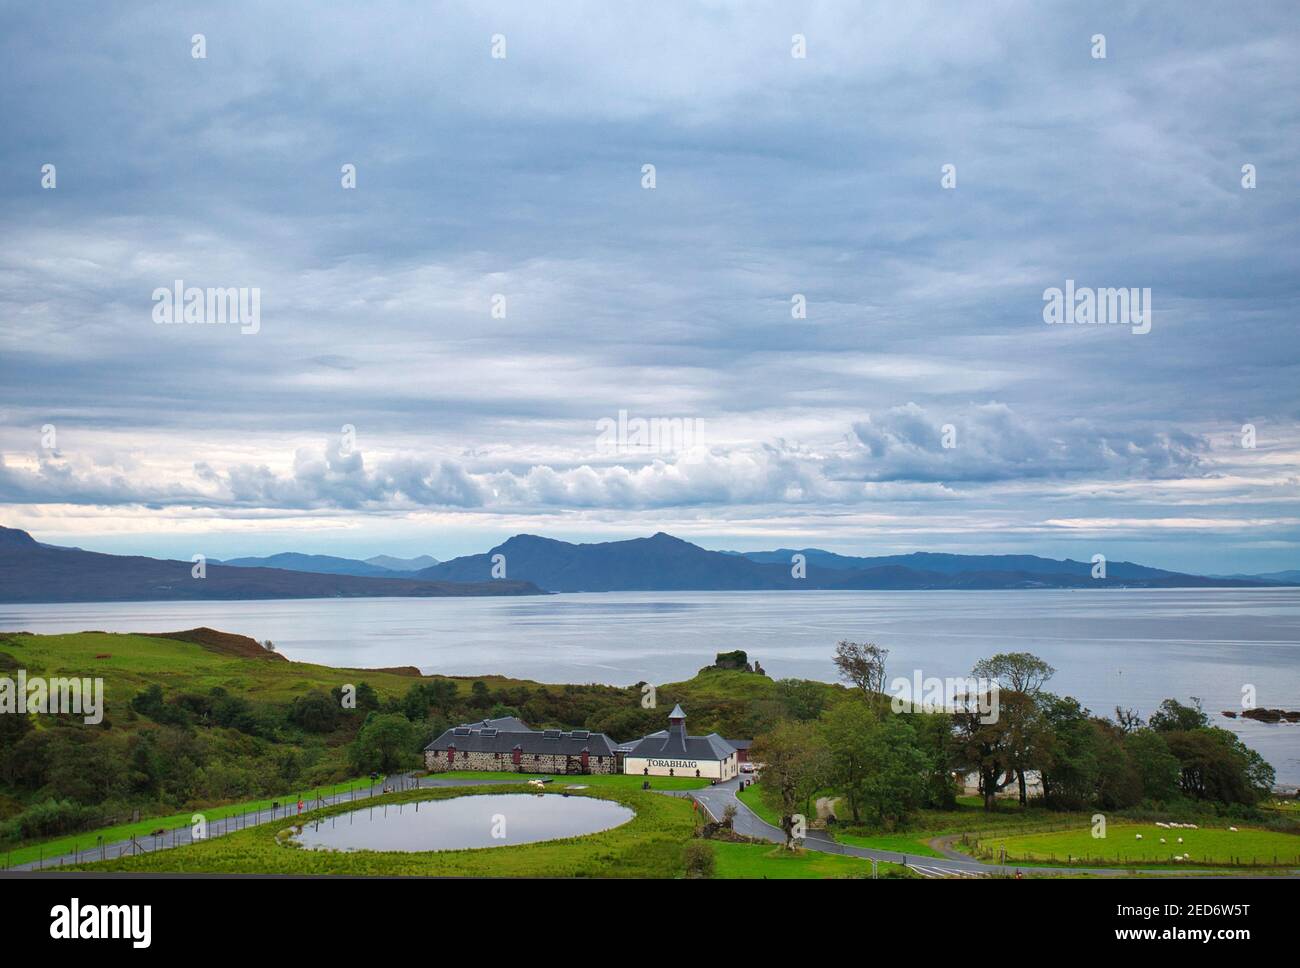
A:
0 527 534 603
215 552 439 579
1 525 1290 603
411 532 1284 592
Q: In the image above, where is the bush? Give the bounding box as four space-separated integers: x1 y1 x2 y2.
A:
683 840 716 878
0 798 105 845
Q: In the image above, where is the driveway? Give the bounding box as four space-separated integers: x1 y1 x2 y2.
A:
675 778 1292 879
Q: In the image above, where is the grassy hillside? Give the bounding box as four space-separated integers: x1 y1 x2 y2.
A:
0 630 837 860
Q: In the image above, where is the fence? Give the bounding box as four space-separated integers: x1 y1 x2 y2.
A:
3 772 416 872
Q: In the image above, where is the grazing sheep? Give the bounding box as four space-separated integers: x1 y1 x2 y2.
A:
1228 826 1238 832
1177 837 1184 844
1156 822 1169 829
1135 833 1143 840
1159 838 1166 844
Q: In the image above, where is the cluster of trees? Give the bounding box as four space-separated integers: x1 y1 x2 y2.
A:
751 642 1277 847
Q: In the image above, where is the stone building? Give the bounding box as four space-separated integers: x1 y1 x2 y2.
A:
423 715 622 775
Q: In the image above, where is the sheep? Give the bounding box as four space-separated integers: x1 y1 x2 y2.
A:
1159 837 1166 844
1156 822 1169 829
1135 833 1143 840
1177 837 1184 844
1228 826 1238 832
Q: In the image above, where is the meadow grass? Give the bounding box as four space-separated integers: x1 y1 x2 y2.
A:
63 784 699 878
709 841 915 878
972 822 1300 867
3 776 384 869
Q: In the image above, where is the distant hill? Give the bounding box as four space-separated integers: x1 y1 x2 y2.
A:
219 552 402 579
0 526 543 603
418 532 1275 592
419 532 787 591
735 549 1178 581
364 554 439 571
1212 569 1300 584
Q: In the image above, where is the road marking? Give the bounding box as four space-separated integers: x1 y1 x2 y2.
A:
908 864 987 879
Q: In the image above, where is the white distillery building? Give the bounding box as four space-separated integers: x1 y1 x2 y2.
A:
618 704 740 781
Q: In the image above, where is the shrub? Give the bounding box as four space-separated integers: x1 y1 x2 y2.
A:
683 840 716 878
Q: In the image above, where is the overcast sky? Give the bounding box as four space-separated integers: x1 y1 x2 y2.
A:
1 1 1297 572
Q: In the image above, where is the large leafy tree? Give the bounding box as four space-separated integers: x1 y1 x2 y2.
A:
1037 694 1100 809
751 720 830 848
949 698 1016 811
970 652 1056 805
821 702 928 826
350 713 419 774
819 701 876 824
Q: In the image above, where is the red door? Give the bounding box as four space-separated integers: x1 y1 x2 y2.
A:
447 744 455 765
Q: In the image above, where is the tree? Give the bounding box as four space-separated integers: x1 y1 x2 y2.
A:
775 678 828 721
820 701 876 824
1165 727 1274 806
832 640 889 698
288 691 341 733
949 691 1016 812
971 652 1055 805
350 713 419 774
751 720 830 848
857 715 928 826
1123 728 1181 803
1037 694 1100 808
1149 697 1208 733
821 701 928 826
1114 706 1144 734
971 652 1056 697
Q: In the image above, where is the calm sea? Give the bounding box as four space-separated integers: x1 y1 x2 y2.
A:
3 588 1297 784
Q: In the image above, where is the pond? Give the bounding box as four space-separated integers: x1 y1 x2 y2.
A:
290 793 635 852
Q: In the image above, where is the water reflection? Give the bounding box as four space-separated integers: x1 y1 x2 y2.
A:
291 793 634 852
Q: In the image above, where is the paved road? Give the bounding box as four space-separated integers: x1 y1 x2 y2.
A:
677 778 1295 879
3 773 522 873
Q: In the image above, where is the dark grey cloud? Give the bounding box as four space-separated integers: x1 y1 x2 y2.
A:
1 1 1298 572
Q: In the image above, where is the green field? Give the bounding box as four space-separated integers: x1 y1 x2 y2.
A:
971 823 1300 867
2 775 385 869
736 781 780 827
710 841 914 878
0 631 463 707
65 783 700 877
832 831 945 859
739 781 1084 859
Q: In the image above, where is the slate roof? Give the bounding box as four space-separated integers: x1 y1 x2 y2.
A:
725 739 753 751
458 715 531 733
617 729 737 761
424 718 620 757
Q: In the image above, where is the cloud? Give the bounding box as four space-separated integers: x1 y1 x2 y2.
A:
837 403 1207 484
0 1 1298 572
